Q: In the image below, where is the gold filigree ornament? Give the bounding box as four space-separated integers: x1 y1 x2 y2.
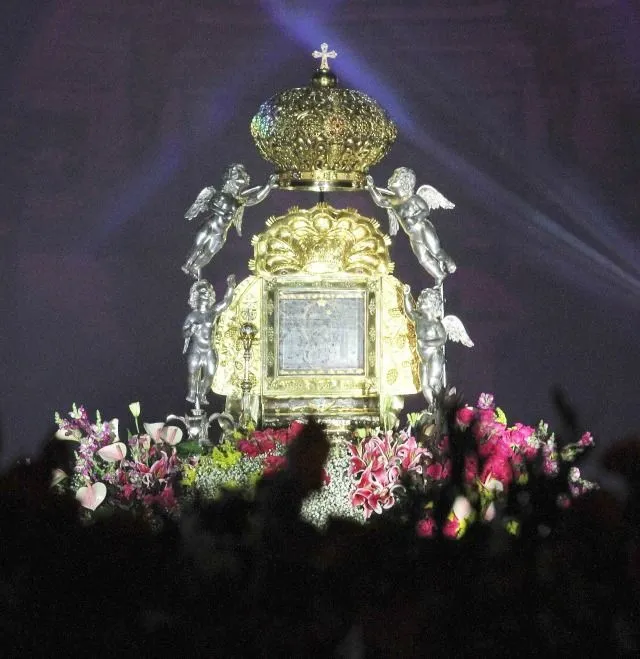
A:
249 203 394 277
250 48 397 191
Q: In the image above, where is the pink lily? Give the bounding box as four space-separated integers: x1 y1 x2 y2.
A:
150 451 170 479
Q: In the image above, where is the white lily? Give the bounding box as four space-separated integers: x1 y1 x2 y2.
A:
109 418 119 440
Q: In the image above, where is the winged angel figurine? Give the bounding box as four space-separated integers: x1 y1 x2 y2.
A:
403 285 473 411
182 164 278 279
366 167 456 286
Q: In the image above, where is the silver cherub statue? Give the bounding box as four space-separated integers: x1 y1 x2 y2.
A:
182 164 277 279
366 168 456 287
403 284 473 411
183 275 236 405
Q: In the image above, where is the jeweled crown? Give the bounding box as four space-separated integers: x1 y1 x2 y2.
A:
250 44 397 192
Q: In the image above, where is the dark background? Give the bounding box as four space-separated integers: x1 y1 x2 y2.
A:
2 0 639 466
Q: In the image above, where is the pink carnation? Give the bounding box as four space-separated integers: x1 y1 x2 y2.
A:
426 460 450 481
456 407 475 429
416 517 436 538
465 455 479 483
477 393 495 410
579 431 594 447
443 517 461 539
481 454 513 488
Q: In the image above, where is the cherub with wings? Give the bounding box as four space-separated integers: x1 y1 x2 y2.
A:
403 284 473 411
182 164 278 279
183 275 236 405
366 167 456 286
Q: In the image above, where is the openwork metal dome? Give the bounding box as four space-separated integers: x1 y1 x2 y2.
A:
250 44 397 192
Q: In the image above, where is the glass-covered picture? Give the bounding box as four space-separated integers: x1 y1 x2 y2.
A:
277 290 366 374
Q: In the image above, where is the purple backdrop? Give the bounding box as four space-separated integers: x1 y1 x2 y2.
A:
3 0 640 466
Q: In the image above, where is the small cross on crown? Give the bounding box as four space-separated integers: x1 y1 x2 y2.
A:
312 42 337 70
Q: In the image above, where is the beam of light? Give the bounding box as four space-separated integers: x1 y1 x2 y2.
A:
262 6 640 308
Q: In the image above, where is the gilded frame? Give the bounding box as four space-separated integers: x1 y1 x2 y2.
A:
262 275 379 399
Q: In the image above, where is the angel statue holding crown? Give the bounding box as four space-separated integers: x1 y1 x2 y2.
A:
182 164 278 279
366 167 456 287
403 284 473 412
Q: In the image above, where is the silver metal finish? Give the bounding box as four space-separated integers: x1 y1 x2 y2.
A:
183 276 236 405
366 168 456 287
403 284 473 411
239 322 258 429
182 165 277 279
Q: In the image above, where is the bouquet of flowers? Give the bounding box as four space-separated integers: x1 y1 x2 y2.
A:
347 393 596 536
191 422 309 499
54 402 187 515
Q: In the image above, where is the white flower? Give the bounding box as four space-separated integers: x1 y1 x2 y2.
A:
129 402 141 418
51 468 68 487
54 428 81 441
452 495 472 521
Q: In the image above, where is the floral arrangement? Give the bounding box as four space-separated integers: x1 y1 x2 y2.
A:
191 422 307 498
54 402 187 515
53 394 596 534
53 405 342 524
347 393 596 537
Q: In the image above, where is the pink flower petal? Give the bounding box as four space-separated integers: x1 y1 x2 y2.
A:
143 423 165 443
160 426 183 446
76 482 107 510
97 442 127 462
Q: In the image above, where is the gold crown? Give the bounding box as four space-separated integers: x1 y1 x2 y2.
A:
250 45 397 192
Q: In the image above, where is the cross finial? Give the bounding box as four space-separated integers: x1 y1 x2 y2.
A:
312 42 337 70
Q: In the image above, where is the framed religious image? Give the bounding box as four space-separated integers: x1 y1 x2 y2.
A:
262 276 378 400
